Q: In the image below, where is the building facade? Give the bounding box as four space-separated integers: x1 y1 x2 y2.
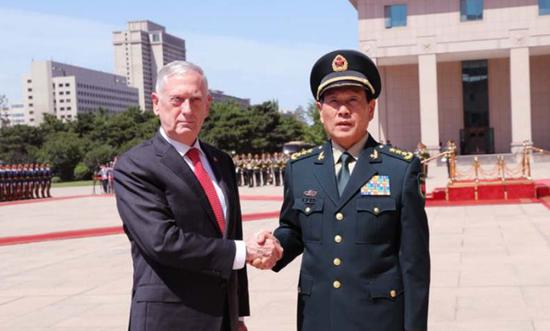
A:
2 104 26 127
113 20 186 111
22 60 139 126
210 90 251 108
349 0 550 154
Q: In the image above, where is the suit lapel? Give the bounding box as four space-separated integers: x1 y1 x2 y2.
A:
153 134 221 235
313 141 340 206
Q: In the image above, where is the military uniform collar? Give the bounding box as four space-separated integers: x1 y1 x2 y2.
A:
331 133 369 165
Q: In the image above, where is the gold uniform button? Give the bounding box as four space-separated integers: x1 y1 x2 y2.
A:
390 290 397 299
335 212 344 221
333 280 341 289
334 235 342 243
373 207 380 215
333 258 342 266
305 207 311 214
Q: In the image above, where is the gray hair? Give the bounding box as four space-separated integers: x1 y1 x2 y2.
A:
155 60 209 93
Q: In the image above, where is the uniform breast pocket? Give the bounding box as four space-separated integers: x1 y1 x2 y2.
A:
355 197 398 244
293 198 324 243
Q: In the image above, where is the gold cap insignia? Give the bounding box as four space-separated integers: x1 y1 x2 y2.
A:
332 55 348 72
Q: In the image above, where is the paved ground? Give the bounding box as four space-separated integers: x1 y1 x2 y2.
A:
1 185 550 330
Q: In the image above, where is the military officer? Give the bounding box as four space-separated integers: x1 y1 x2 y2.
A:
269 50 430 331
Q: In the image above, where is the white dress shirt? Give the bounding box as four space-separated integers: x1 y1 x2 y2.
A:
160 128 246 270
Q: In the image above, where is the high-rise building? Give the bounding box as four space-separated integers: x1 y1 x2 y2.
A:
22 60 139 126
113 20 186 111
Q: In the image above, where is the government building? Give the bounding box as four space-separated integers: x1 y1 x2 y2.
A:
21 61 139 126
348 0 550 154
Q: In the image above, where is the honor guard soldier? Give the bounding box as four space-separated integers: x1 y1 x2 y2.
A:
271 50 430 331
0 164 5 201
245 153 254 187
261 153 271 186
42 163 52 198
253 154 262 187
271 153 282 187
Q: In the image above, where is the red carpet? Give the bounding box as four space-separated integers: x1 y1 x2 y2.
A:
1 186 549 246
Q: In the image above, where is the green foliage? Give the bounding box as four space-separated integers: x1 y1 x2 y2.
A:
0 124 44 162
83 144 116 170
201 100 306 154
302 101 326 145
0 100 318 180
36 131 84 181
74 162 91 180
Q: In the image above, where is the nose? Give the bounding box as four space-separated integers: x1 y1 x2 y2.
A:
336 104 351 117
179 99 192 114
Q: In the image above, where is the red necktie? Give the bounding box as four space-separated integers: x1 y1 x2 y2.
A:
186 148 226 233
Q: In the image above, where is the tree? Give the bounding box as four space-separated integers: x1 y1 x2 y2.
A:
0 124 44 163
302 101 326 145
36 132 84 181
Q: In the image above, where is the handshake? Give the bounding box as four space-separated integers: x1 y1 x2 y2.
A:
245 230 283 270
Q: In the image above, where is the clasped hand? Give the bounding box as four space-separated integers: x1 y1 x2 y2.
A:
245 230 283 270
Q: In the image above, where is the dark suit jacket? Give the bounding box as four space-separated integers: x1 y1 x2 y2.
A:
273 137 430 331
114 132 250 331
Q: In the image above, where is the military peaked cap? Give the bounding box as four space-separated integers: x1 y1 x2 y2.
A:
310 49 381 101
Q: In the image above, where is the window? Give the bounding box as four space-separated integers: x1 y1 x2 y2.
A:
461 0 483 21
541 0 550 15
27 88 32 92
29 111 34 115
65 83 70 87
58 83 63 87
28 95 33 100
59 91 64 95
385 4 407 28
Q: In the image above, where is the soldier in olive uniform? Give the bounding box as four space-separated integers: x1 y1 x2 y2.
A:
253 154 262 187
271 153 282 187
270 50 430 331
245 153 254 187
261 153 271 186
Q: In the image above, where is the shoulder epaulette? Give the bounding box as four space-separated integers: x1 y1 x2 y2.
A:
378 144 414 162
290 146 322 162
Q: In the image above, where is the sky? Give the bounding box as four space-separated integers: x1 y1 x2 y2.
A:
0 0 359 111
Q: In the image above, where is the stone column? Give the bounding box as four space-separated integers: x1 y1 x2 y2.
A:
418 54 440 155
369 57 385 143
509 47 532 153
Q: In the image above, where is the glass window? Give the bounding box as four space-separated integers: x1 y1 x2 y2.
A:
385 4 407 28
541 0 550 15
461 0 483 21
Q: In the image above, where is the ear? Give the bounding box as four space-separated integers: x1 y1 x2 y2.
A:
151 92 160 116
367 99 376 122
205 94 213 117
316 100 324 124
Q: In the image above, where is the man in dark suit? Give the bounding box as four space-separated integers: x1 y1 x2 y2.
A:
114 60 281 331
259 50 430 330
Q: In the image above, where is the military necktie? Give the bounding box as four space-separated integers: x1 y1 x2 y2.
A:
337 152 352 197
